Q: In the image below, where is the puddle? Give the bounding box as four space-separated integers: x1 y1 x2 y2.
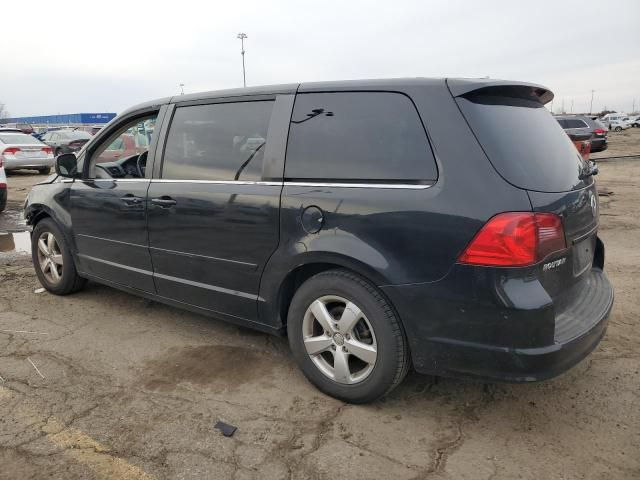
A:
0 231 31 255
0 209 28 233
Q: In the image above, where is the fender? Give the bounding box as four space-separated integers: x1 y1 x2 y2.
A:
25 181 78 263
257 241 394 330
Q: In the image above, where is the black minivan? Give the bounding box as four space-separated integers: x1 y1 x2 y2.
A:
25 78 614 403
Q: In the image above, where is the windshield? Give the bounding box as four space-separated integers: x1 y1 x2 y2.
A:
0 133 43 145
456 92 587 193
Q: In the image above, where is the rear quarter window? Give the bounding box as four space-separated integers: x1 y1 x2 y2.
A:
285 91 437 183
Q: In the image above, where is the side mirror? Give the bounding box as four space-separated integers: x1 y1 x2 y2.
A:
55 153 79 178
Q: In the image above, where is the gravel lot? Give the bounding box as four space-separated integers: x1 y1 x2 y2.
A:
1 130 639 480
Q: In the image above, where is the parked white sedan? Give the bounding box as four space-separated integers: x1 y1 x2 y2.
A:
0 131 54 174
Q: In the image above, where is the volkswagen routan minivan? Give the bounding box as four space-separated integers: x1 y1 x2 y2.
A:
24 78 614 403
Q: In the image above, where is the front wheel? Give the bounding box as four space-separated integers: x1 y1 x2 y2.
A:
287 270 410 403
614 126 622 132
31 218 86 295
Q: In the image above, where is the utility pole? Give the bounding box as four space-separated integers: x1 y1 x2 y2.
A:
179 83 185 95
589 90 595 115
237 33 248 87
570 99 574 114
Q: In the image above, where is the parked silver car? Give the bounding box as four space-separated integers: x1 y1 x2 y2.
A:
0 131 54 174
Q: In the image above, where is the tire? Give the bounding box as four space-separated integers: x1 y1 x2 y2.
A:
287 269 410 403
31 218 86 295
38 167 51 175
614 126 622 132
0 191 6 213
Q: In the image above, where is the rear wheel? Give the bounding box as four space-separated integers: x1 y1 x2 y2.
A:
38 167 51 175
287 269 409 403
614 126 622 132
31 218 86 295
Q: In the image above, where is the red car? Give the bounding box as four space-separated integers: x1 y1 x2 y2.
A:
0 123 34 134
97 133 149 162
567 132 591 162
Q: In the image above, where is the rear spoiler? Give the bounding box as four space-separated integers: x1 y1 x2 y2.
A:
446 78 554 105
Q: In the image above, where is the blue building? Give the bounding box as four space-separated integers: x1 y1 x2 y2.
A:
2 112 116 125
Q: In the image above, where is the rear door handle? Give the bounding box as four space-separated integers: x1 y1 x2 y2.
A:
151 196 177 208
120 194 143 205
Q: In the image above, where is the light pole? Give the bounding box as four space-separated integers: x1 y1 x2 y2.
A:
179 83 185 95
589 90 594 115
237 33 247 87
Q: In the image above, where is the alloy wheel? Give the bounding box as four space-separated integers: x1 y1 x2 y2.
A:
301 295 377 384
36 232 63 284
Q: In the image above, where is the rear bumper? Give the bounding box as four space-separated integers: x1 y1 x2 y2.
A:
382 267 613 382
4 157 54 170
590 138 607 152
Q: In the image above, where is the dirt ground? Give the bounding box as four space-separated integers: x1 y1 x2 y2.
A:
591 127 640 159
1 131 639 480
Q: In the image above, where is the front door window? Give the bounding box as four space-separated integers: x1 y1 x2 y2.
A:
88 115 157 179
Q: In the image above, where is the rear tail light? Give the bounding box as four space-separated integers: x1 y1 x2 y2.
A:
41 146 53 154
593 128 607 135
2 147 21 155
458 212 566 267
1 147 21 164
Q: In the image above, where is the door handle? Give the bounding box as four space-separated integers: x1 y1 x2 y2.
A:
120 194 143 205
151 196 177 208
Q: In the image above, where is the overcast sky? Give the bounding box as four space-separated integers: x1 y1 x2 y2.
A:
1 0 638 117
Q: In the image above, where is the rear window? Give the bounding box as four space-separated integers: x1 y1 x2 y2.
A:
285 92 437 183
456 89 585 193
564 119 589 129
0 133 42 145
56 131 89 139
70 131 92 140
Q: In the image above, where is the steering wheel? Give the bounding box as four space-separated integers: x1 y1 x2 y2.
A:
136 151 148 178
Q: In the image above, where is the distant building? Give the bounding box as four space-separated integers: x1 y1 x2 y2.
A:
1 113 116 125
